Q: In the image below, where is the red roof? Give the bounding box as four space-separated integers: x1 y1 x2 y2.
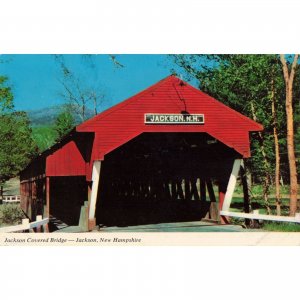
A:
21 75 263 180
77 75 262 160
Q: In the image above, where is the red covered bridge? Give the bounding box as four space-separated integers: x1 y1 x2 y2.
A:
20 75 263 231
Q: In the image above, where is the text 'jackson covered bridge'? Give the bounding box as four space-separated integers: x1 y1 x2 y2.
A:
20 75 263 231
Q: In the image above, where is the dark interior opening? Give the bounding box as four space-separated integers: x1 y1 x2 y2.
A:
50 176 87 225
96 133 240 227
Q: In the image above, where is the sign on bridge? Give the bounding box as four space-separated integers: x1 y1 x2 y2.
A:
145 114 205 125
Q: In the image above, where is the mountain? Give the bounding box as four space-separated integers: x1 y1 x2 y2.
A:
26 104 95 127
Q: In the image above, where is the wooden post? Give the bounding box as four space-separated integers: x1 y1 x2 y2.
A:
190 178 199 200
36 215 42 233
88 160 102 231
206 180 216 202
184 178 191 200
222 159 242 212
22 218 30 233
85 183 92 231
46 177 50 218
219 159 242 224
22 218 30 226
206 179 218 220
240 160 250 226
200 178 206 201
218 182 227 224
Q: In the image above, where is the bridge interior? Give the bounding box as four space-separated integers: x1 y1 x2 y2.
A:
95 133 240 227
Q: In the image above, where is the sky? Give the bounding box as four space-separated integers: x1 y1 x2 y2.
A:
0 54 199 112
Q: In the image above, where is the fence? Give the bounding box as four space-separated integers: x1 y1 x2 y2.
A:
220 210 300 224
1 195 21 203
0 215 49 233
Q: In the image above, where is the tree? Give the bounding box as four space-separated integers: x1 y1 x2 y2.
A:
171 55 287 214
0 112 37 196
53 108 75 142
280 54 299 216
270 71 282 215
55 55 115 121
0 75 37 196
0 76 14 112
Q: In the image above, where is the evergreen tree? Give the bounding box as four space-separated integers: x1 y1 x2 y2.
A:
53 110 75 142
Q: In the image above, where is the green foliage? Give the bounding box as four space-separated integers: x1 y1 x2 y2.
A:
31 125 57 152
53 110 75 142
0 111 37 184
0 204 25 225
0 76 14 112
171 54 287 183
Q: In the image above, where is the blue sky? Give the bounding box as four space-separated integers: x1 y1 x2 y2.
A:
0 54 199 112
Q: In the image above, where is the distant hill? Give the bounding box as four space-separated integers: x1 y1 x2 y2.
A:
26 104 95 127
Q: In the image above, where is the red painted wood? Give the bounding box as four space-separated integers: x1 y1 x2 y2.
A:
46 140 86 177
46 177 50 217
21 75 262 182
77 75 262 165
219 182 229 224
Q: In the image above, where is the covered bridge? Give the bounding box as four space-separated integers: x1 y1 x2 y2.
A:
20 75 263 231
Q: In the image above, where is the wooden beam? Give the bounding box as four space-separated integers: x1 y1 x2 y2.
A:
206 179 216 202
200 178 206 201
218 183 227 224
36 215 42 233
222 159 242 212
204 179 218 221
0 217 49 233
218 183 226 211
46 177 50 218
220 210 300 223
184 178 191 200
88 160 102 229
240 160 250 214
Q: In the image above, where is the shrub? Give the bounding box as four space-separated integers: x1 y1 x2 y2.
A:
0 204 24 225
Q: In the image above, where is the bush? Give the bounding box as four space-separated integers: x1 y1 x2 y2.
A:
0 204 25 225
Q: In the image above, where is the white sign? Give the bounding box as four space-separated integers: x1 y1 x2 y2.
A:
144 114 205 124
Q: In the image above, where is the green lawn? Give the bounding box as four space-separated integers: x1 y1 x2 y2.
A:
262 222 300 232
229 190 300 231
230 196 291 215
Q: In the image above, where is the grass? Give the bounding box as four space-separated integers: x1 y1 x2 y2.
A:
230 196 291 216
262 222 300 232
229 190 300 231
233 184 291 197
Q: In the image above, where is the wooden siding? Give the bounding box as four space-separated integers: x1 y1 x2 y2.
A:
75 75 262 181
46 140 86 177
20 75 262 182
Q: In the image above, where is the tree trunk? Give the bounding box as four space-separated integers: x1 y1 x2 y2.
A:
82 104 86 121
280 54 299 217
240 162 251 226
271 77 281 215
286 89 298 216
93 92 98 115
250 101 271 214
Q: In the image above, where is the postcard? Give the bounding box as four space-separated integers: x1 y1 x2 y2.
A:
0 54 299 246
